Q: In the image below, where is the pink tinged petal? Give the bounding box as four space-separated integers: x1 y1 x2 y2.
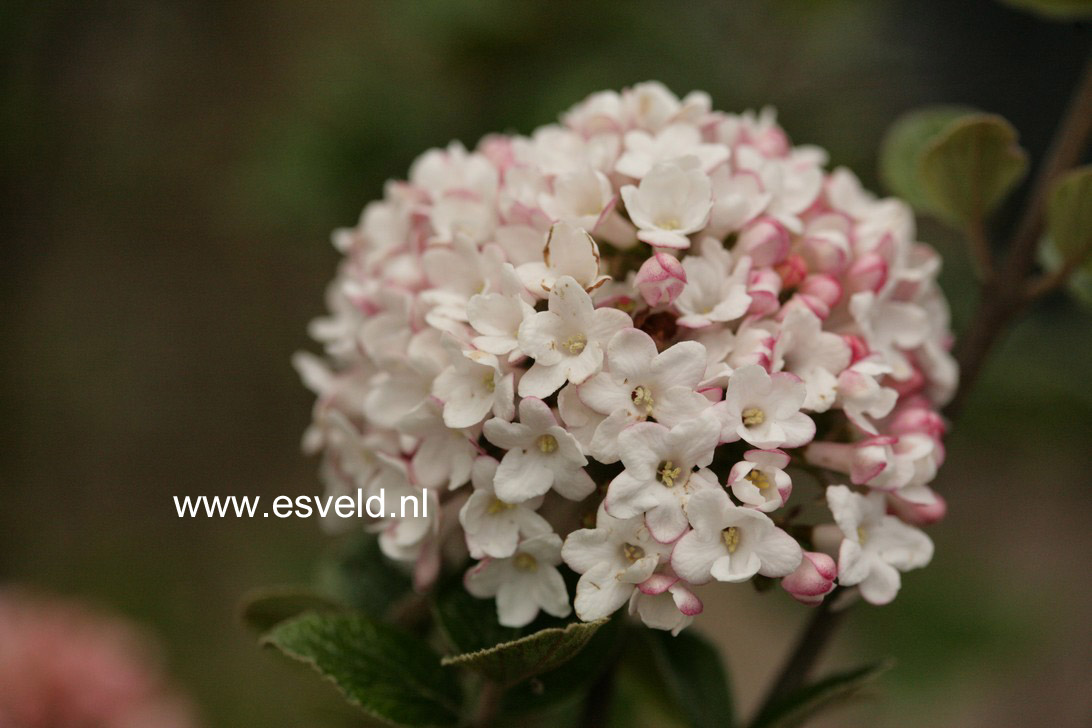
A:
605 328 657 380
755 527 803 577
588 410 634 463
669 582 703 616
578 373 634 415
781 551 837 605
562 529 616 574
575 562 634 620
551 466 596 501
518 397 559 432
645 502 689 544
710 550 762 582
650 340 708 390
858 560 901 605
684 488 732 533
637 572 679 595
777 412 816 448
496 580 541 627
534 566 573 619
887 490 947 526
518 361 569 398
604 472 662 520
483 418 531 450
737 217 790 266
671 530 724 584
494 450 554 503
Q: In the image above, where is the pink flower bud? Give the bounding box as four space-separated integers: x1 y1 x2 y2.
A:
845 252 888 293
746 268 782 316
479 134 516 172
781 551 837 606
737 217 791 266
750 127 791 158
635 252 687 307
888 490 947 526
843 334 870 364
849 435 897 484
775 253 808 289
798 274 842 309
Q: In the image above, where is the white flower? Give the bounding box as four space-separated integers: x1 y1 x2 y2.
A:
621 157 712 249
835 358 898 435
539 168 637 248
459 457 552 559
467 264 535 363
562 505 671 621
398 399 476 490
517 221 611 296
849 291 929 382
771 307 851 412
714 365 815 449
517 276 631 398
483 397 594 503
604 413 721 543
615 123 728 179
432 339 515 429
672 489 802 583
465 532 572 628
579 328 711 462
726 449 792 512
821 485 933 605
674 238 752 328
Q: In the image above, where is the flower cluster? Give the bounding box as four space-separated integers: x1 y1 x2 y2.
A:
297 83 955 634
0 589 201 728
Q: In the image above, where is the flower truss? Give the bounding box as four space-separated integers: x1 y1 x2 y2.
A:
296 82 956 634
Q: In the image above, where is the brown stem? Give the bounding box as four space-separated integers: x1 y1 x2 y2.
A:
946 50 1092 420
753 597 845 723
472 680 503 728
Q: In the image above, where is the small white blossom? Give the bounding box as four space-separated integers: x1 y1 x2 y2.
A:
562 505 671 621
465 532 572 628
517 221 611 296
517 276 631 398
621 157 712 249
726 449 793 512
821 485 933 605
604 413 721 543
432 339 515 429
615 123 729 179
672 489 802 583
771 307 851 412
715 365 815 449
459 457 552 559
674 238 752 328
483 397 594 503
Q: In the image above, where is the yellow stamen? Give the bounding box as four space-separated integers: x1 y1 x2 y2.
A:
514 552 538 572
483 372 496 393
857 527 867 545
631 385 654 416
742 407 766 427
657 217 681 230
658 460 682 488
622 543 645 562
487 498 515 515
744 469 770 490
562 334 587 355
722 526 740 553
537 434 558 454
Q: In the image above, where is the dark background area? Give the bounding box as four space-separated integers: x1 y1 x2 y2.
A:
3 1 1090 725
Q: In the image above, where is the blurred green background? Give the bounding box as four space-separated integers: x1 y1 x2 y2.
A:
3 1 1090 726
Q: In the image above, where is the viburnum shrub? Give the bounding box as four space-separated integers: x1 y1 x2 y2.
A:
251 70 1092 727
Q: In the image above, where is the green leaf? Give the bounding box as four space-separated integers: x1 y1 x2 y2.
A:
750 660 893 728
441 618 607 687
919 114 1028 226
316 532 412 617
239 587 344 633
500 612 625 714
262 612 462 727
432 582 521 655
998 0 1092 20
879 105 977 214
642 628 736 728
1046 165 1092 263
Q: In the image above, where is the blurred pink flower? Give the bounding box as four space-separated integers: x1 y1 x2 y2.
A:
0 589 201 728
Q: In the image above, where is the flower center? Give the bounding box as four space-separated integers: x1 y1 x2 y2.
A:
487 497 515 515
483 372 496 393
561 334 587 355
537 434 559 454
744 469 770 490
857 527 868 546
656 217 681 230
722 526 740 553
657 460 682 487
622 542 645 563
514 552 538 572
742 407 766 427
631 385 654 415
